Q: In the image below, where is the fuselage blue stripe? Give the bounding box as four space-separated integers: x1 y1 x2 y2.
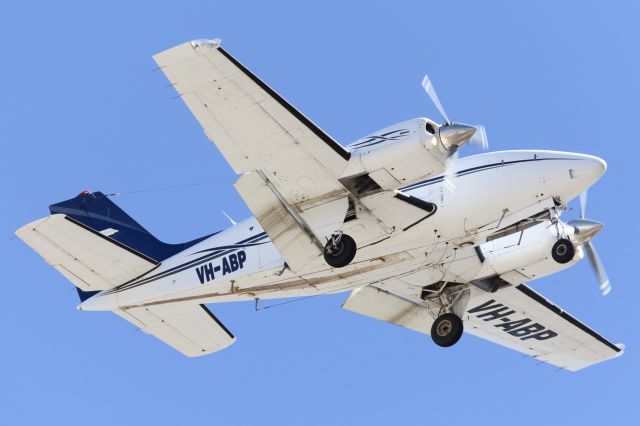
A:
101 232 269 295
400 157 571 192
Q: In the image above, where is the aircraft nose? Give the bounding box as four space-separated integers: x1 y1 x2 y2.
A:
555 153 608 205
592 156 607 178
583 155 607 179
569 155 607 181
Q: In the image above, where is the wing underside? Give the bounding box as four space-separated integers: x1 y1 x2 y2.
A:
464 284 622 371
343 284 622 371
153 41 350 205
153 40 450 271
153 40 356 270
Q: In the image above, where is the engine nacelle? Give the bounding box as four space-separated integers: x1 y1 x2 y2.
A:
480 221 583 284
340 118 448 191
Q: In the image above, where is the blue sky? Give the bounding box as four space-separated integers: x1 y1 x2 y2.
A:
2 1 639 424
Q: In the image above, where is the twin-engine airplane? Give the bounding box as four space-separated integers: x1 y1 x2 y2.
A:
17 39 623 371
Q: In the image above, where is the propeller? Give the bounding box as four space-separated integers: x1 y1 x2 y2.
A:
469 124 489 150
574 190 611 296
579 190 587 219
421 74 489 192
421 75 451 125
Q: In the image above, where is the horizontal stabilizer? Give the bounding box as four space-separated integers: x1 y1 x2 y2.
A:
16 214 158 291
116 303 235 356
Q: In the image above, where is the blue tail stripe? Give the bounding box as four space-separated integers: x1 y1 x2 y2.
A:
49 192 215 262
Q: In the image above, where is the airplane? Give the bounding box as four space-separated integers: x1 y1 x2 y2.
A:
16 38 623 371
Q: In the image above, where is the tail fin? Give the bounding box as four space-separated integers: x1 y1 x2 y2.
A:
49 191 212 262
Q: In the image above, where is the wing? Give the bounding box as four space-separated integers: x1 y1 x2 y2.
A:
116 303 235 356
464 284 622 371
343 283 622 371
153 39 353 269
15 214 157 291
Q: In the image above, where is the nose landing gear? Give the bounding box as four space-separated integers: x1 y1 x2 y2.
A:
323 232 357 268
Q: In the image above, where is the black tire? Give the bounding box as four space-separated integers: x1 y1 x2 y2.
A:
431 313 464 347
551 238 575 264
323 234 357 268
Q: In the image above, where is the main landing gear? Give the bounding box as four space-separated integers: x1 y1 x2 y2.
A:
551 238 575 264
323 232 357 268
431 313 464 347
421 282 469 348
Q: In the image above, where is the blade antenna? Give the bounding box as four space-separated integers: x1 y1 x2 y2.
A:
221 210 237 226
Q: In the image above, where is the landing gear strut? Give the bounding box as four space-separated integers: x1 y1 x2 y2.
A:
421 281 469 348
323 233 357 268
551 238 575 264
431 313 464 347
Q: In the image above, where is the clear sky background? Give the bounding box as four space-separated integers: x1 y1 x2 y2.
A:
2 1 638 424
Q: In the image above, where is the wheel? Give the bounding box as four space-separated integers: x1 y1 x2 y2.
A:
551 238 575 264
431 313 464 347
323 234 357 268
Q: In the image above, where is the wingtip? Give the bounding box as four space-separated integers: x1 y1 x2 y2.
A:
190 38 222 49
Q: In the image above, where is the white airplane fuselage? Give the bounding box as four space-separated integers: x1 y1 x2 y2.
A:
14 39 619 367
79 149 606 312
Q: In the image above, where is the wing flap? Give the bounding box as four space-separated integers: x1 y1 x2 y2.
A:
235 172 322 271
116 303 235 357
342 286 432 334
16 215 157 291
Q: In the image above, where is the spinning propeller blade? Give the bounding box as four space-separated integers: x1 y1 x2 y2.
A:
577 190 611 296
420 74 489 193
579 191 588 219
421 74 451 125
444 154 458 193
584 242 611 296
469 124 489 150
